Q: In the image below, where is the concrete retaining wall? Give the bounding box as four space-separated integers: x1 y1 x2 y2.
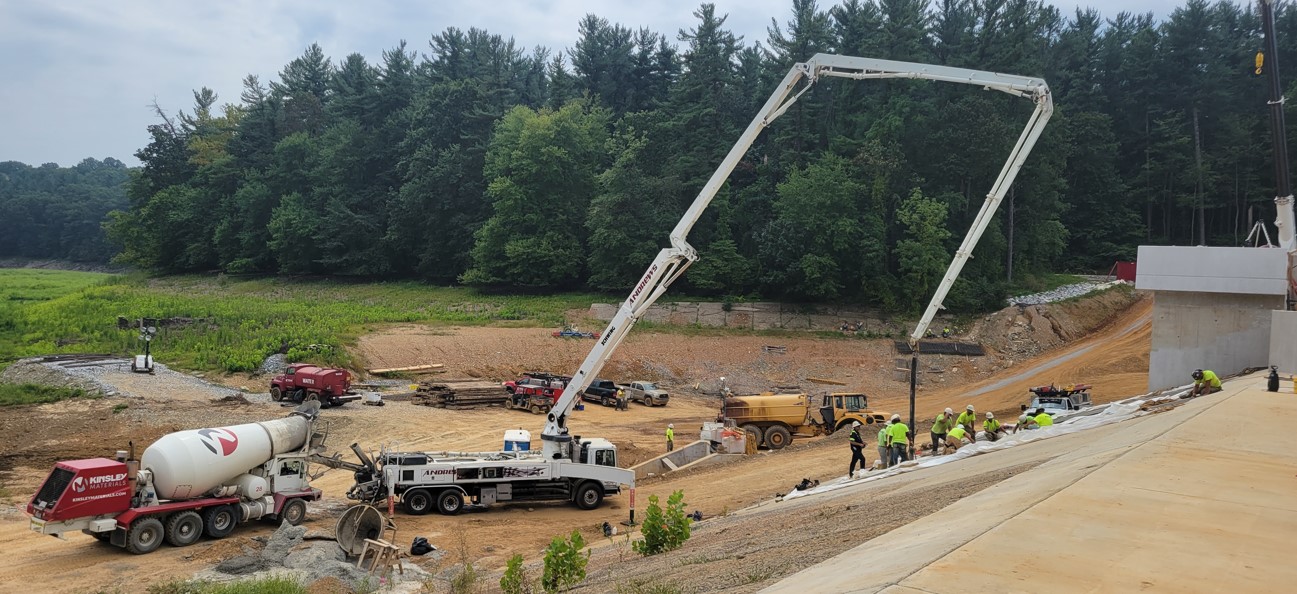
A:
1269 311 1297 375
627 440 745 479
589 302 910 333
1148 291 1283 391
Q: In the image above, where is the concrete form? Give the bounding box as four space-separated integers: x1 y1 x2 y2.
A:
1136 246 1288 391
628 440 742 479
1270 310 1297 374
763 373 1297 594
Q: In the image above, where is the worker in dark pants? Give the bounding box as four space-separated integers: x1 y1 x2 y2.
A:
848 421 867 478
616 387 628 410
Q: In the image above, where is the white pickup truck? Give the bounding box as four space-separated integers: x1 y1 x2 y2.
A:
623 381 669 407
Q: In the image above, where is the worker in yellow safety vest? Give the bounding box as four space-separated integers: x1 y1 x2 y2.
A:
885 414 910 466
1189 369 1222 397
930 408 955 454
984 411 1004 442
956 405 978 442
944 424 970 453
877 426 889 469
666 423 675 452
1033 408 1054 428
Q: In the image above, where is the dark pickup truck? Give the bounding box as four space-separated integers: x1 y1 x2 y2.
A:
581 379 621 406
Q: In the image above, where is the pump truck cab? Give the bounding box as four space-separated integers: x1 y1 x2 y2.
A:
28 403 326 554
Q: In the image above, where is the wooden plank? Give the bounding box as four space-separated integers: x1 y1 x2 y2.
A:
806 377 847 385
368 364 444 374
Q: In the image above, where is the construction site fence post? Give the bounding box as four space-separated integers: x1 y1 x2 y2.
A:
629 487 636 526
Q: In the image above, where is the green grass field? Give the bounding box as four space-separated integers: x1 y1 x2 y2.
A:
0 269 603 373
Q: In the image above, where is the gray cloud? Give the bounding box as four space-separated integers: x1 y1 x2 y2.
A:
0 0 1200 167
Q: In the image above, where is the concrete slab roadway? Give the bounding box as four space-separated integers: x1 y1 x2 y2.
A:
763 372 1297 594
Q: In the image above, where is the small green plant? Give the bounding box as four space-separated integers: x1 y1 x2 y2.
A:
449 531 480 594
542 529 590 593
632 490 691 556
500 553 538 594
112 403 129 414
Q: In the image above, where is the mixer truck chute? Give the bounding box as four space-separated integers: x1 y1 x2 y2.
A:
27 402 328 554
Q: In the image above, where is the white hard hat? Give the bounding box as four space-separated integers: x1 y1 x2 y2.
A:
891 413 901 421
986 411 994 419
966 404 975 411
944 407 953 415
852 420 861 427
958 424 966 430
668 423 673 428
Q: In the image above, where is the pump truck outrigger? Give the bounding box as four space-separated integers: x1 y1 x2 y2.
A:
328 55 1051 521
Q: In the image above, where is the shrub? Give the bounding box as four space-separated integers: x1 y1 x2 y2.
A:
632 490 691 556
542 529 590 593
500 553 538 594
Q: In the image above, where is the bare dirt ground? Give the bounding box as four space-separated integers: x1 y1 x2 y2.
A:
0 289 1150 593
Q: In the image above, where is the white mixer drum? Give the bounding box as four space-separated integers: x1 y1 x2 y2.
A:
142 416 310 500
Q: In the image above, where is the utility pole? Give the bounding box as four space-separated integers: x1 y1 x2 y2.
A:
1260 0 1295 250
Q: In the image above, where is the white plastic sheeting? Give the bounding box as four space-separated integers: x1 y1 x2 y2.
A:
781 385 1193 501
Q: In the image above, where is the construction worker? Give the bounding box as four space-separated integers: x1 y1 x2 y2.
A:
876 426 889 469
983 411 1004 442
956 405 978 442
1033 407 1054 428
1012 404 1037 433
848 420 867 477
885 414 910 466
930 408 955 454
1189 369 1222 397
665 423 675 452
945 424 970 453
616 387 628 410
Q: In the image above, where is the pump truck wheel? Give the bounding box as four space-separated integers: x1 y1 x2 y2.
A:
437 489 464 515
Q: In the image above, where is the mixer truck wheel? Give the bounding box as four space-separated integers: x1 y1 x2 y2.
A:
436 490 464 515
165 511 203 547
403 490 433 515
574 482 603 510
202 505 237 539
764 425 792 450
280 498 307 526
125 517 164 554
270 387 283 402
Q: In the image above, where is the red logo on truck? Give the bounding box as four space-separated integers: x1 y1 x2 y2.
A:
197 428 239 456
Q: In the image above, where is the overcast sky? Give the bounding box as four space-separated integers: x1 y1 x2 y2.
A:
1 0 1192 167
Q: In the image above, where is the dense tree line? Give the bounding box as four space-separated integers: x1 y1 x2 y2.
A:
106 1 1297 311
0 158 129 262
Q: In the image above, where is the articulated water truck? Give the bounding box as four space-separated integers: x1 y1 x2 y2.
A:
27 403 325 554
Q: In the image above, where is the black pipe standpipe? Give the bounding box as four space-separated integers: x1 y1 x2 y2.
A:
1262 0 1293 200
909 351 918 461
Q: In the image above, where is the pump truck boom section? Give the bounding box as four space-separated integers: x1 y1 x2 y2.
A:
544 54 1052 456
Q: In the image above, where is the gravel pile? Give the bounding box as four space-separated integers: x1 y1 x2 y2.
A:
0 357 244 402
1007 280 1124 306
257 354 289 376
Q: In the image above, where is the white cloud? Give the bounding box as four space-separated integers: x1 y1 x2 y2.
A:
0 0 1195 167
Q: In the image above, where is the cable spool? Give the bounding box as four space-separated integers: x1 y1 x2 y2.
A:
335 504 388 556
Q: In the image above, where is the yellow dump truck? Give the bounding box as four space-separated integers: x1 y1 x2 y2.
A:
723 392 888 450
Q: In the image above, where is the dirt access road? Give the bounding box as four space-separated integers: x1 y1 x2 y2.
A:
0 292 1149 593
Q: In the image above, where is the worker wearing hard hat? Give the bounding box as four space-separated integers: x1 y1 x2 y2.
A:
1033 407 1054 428
944 424 970 453
983 411 1004 442
876 426 889 470
885 413 910 466
1013 404 1038 433
956 405 978 442
666 424 675 452
848 420 868 478
1189 369 1222 397
930 408 955 455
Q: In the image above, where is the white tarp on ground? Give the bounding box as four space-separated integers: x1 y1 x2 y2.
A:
781 384 1193 501
1006 280 1125 306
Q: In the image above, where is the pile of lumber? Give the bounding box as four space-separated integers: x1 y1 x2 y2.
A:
411 380 507 408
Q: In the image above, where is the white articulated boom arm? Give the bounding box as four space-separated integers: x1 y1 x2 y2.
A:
542 54 1052 460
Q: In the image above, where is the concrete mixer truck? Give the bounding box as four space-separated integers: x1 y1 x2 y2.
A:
27 403 327 554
